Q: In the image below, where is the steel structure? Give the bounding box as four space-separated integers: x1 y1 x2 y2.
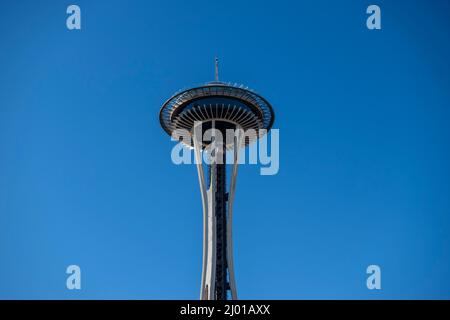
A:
159 60 274 300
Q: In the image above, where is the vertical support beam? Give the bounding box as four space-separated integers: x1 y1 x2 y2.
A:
194 122 216 300
226 127 244 300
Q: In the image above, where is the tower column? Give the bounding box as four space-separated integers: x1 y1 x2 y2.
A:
194 122 242 300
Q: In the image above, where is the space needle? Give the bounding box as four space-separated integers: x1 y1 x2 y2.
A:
159 59 275 300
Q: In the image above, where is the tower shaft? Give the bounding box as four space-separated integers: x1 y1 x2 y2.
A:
194 122 243 300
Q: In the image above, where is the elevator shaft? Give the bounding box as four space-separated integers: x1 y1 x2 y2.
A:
209 151 229 300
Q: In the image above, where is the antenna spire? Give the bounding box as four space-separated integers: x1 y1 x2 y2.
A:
214 57 219 82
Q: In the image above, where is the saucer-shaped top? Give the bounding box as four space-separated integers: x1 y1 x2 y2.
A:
159 82 275 147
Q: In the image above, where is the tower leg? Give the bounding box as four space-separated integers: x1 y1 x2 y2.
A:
226 128 244 300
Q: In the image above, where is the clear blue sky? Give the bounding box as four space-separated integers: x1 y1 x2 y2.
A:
1 0 449 299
